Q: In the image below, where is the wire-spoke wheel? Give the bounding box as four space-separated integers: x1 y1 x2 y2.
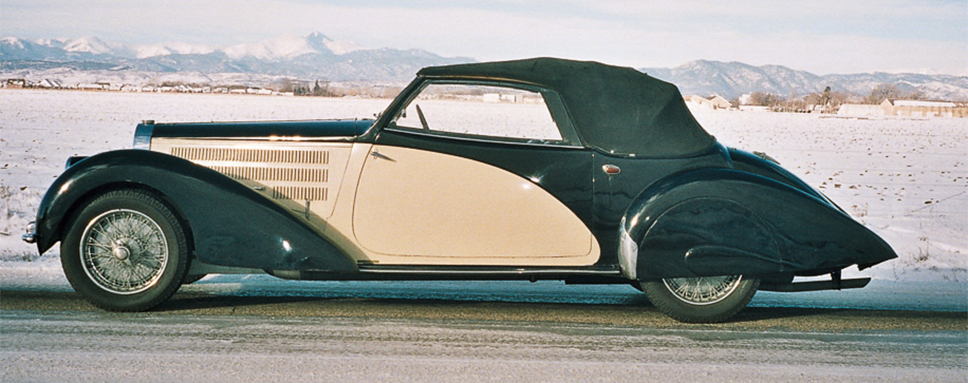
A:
80 209 169 294
641 275 759 323
663 275 743 305
62 189 189 311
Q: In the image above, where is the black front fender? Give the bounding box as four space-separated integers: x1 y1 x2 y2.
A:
34 150 357 272
624 169 896 280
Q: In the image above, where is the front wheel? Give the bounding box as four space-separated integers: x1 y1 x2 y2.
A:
61 189 190 311
640 275 759 323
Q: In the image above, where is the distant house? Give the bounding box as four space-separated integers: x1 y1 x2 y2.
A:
481 93 521 103
838 100 967 118
686 95 712 110
77 83 107 91
708 95 732 110
5 79 27 88
38 79 63 89
880 99 967 118
837 104 885 117
685 95 732 110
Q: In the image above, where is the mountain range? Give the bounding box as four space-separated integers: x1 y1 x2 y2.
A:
0 33 473 83
2 33 966 100
641 61 968 100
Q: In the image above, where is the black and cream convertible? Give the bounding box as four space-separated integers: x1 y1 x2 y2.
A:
24 58 896 322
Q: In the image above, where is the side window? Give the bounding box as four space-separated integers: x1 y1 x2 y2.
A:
392 83 568 144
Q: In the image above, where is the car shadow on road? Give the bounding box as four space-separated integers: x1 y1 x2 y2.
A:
154 290 877 328
2 289 960 330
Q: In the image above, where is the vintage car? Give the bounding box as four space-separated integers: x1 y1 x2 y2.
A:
24 58 896 323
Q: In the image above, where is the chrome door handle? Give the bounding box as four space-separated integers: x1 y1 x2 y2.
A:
370 150 396 162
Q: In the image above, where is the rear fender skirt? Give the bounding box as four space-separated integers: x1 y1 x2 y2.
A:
33 150 356 272
623 169 897 280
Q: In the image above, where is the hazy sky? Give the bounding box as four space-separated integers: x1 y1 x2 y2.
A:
3 0 966 75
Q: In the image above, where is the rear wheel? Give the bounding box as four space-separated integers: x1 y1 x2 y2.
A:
61 189 189 311
640 275 759 323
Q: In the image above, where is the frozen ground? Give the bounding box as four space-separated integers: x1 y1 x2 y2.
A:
1 89 965 308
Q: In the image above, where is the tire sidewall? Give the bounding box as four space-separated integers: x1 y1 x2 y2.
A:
61 189 189 311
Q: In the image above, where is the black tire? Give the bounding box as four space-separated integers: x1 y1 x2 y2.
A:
61 189 190 311
640 275 759 323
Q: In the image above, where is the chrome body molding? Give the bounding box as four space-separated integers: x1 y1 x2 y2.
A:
618 217 638 280
358 265 623 276
133 123 153 150
159 135 359 143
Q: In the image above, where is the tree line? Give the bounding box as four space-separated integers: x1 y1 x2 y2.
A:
740 84 923 112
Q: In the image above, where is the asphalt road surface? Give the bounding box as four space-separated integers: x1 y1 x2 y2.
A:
2 279 965 382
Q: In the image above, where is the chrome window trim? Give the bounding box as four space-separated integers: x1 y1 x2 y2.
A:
388 79 584 148
383 126 585 150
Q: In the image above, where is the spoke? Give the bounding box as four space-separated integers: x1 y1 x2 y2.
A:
80 209 169 294
664 276 742 305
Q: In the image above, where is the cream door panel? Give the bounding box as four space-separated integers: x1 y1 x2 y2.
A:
353 145 597 265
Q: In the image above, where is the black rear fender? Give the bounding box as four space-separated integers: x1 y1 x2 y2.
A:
623 169 896 280
34 150 356 272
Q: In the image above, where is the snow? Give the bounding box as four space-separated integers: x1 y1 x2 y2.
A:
1 37 24 49
135 42 215 59
60 36 115 55
223 34 320 60
1 89 965 290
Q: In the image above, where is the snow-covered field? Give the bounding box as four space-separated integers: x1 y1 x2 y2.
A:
1 89 965 286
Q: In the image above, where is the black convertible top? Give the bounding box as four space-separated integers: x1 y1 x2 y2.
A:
418 58 716 157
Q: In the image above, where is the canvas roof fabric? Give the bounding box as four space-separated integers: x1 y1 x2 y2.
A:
418 57 716 158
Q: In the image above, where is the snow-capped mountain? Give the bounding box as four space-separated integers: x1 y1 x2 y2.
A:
2 33 359 60
60 36 117 55
2 33 966 99
0 33 471 82
135 42 215 59
2 36 123 61
223 34 320 60
642 60 968 101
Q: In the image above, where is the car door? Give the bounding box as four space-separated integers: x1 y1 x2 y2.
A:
352 81 599 266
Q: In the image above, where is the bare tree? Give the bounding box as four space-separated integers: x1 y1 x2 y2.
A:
748 91 782 106
865 83 904 104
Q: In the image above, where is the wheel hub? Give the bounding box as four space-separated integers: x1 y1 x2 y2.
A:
111 245 130 260
110 239 142 261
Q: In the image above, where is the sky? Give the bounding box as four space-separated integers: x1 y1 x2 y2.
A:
2 0 966 75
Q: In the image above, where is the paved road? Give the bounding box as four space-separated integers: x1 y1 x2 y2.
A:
2 283 965 382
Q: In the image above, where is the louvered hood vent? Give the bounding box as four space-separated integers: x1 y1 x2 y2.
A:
171 147 330 164
170 147 331 202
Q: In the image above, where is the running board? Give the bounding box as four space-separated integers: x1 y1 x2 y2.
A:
760 277 871 292
358 265 623 280
268 265 625 282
